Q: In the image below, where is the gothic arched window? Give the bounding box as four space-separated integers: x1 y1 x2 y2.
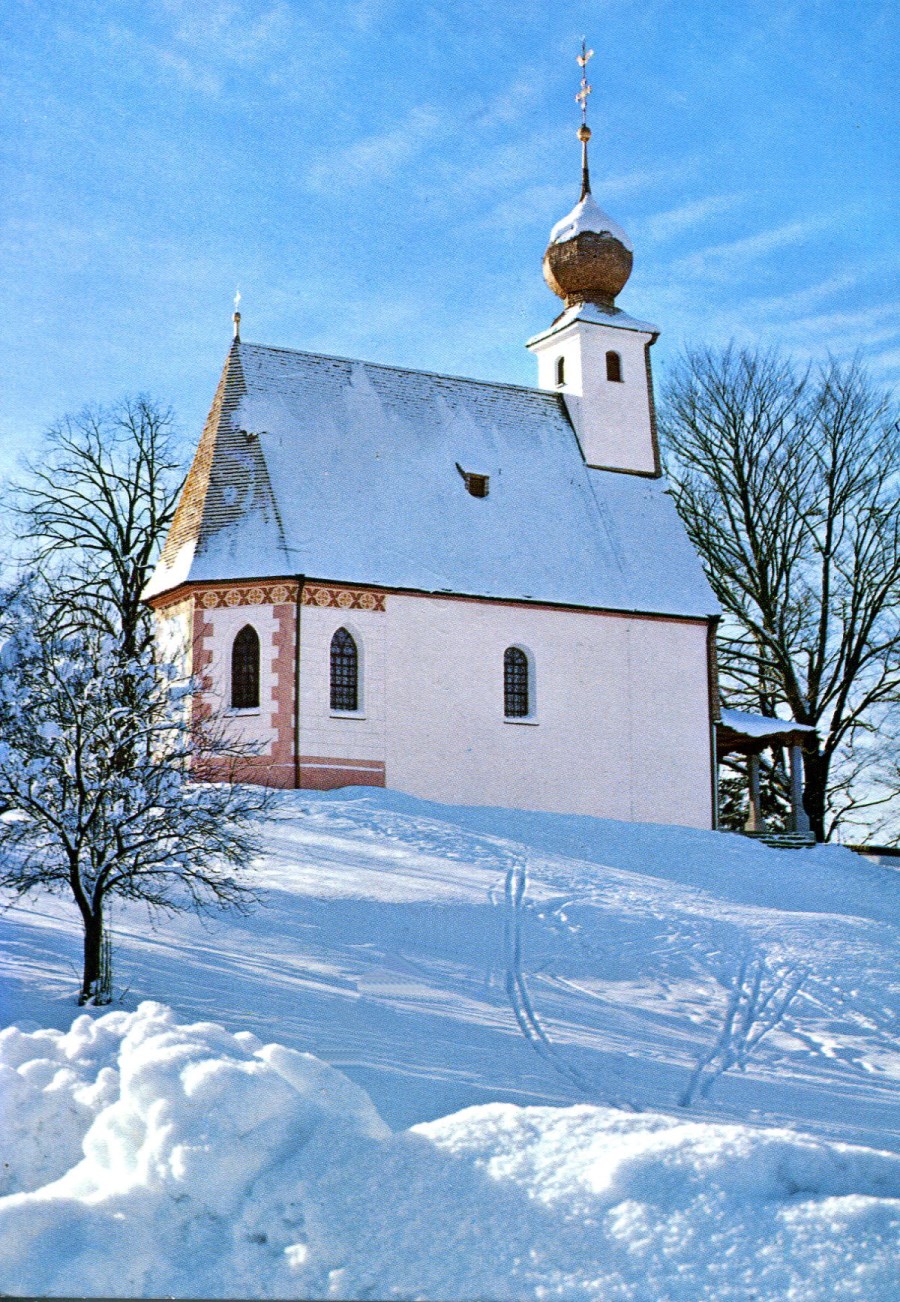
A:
606 350 623 382
504 646 530 719
330 628 359 712
231 625 260 710
555 356 566 387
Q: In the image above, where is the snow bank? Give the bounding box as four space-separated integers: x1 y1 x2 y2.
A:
2 1003 898 1300
0 1011 127 1195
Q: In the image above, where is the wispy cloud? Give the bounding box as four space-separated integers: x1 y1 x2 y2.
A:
867 346 900 378
428 125 562 210
673 217 836 278
301 56 555 199
479 183 572 237
160 0 293 64
300 72 556 202
150 47 224 97
600 157 704 201
743 273 862 319
106 1 302 100
472 69 552 128
342 0 395 32
786 302 900 344
303 107 446 193
639 193 747 243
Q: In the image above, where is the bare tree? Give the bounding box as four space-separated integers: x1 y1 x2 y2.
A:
0 582 269 1005
0 399 270 1004
9 397 185 658
660 346 900 841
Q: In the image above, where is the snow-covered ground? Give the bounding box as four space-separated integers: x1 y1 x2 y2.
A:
2 788 899 1298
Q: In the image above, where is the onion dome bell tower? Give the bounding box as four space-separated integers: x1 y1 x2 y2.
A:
542 122 634 310
527 46 661 477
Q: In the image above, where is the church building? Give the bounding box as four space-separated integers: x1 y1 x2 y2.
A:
144 102 722 829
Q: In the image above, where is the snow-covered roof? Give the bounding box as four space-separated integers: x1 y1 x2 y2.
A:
549 192 634 252
718 709 817 751
146 341 719 619
527 300 659 348
719 709 816 739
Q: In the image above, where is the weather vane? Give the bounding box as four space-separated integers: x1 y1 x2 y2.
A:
576 41 593 126
575 41 594 200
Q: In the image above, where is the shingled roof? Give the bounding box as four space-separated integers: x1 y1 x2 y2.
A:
145 340 718 618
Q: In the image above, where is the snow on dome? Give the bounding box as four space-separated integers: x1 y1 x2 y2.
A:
550 192 633 253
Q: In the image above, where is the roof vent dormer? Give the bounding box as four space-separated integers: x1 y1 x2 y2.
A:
456 463 489 498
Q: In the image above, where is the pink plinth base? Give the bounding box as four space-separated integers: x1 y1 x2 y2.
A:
299 757 386 790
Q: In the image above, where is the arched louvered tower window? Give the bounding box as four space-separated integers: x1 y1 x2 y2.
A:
605 350 623 382
504 647 529 718
330 628 359 712
555 355 566 387
231 625 260 709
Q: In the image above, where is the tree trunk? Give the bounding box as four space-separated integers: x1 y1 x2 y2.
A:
803 749 829 843
79 907 104 1005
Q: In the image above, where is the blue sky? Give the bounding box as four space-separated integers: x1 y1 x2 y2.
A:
1 0 896 470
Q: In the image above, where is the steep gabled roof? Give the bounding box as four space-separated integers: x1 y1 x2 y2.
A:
149 342 290 595
145 341 718 619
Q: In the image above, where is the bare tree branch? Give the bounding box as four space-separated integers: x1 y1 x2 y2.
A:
7 397 185 658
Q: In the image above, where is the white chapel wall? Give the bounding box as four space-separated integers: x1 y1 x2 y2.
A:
297 601 387 776
152 598 193 683
199 602 281 753
296 590 713 828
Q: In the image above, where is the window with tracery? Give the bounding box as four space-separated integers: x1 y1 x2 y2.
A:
504 646 529 718
231 624 260 710
330 627 359 712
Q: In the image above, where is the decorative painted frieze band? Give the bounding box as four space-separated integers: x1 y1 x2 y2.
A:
301 584 386 612
198 581 300 609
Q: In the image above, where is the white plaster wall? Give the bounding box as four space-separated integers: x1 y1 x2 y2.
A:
530 321 656 473
297 605 387 761
201 604 280 753
153 601 192 682
296 593 713 828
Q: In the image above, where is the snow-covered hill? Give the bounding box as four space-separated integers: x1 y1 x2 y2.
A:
1 788 898 1298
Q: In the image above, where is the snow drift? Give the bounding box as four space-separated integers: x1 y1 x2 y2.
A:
2 1002 898 1301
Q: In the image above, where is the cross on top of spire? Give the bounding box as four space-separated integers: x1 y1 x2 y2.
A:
575 41 594 199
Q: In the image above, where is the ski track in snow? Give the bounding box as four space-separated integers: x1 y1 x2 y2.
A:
500 854 629 1102
2 788 898 1149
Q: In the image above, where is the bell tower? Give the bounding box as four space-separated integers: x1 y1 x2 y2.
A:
527 45 661 476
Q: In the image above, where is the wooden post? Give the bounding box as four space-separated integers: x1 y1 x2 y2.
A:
744 751 767 833
789 744 811 835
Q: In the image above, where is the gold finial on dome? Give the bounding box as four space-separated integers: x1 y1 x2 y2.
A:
542 43 633 310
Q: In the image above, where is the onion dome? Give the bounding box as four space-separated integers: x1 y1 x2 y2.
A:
543 123 633 310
